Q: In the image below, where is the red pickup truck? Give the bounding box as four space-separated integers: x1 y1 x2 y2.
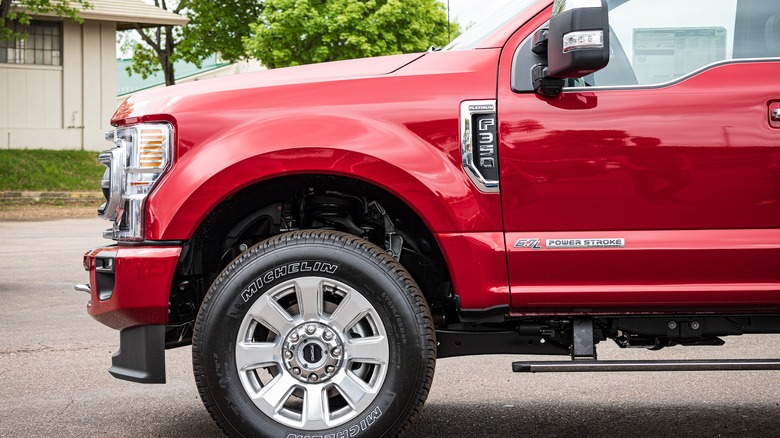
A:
78 0 780 436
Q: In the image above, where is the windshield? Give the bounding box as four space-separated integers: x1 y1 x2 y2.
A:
444 0 537 50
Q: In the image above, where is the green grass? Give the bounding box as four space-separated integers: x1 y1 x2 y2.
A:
0 150 104 191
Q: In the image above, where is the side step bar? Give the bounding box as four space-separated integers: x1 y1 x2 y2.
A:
513 359 780 373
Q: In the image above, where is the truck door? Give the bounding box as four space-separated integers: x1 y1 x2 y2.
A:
498 0 780 313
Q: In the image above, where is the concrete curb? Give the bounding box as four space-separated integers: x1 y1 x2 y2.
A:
0 191 103 201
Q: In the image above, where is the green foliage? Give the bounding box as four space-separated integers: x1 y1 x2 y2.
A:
122 36 166 80
178 0 264 62
244 0 457 68
125 0 457 82
124 0 263 86
0 0 91 41
0 150 104 191
121 0 185 86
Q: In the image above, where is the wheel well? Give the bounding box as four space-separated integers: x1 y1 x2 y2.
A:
168 174 455 339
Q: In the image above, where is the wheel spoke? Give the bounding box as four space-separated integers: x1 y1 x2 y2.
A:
295 277 323 320
253 293 295 336
345 336 388 365
234 274 393 430
236 341 279 371
303 384 329 426
255 373 297 414
332 371 374 410
328 290 372 332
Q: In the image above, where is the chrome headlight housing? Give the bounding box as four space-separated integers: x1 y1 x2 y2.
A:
98 123 173 241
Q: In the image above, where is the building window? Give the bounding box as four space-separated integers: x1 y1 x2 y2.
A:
0 21 62 66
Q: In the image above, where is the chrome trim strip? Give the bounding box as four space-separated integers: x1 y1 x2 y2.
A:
564 57 780 92
460 100 500 193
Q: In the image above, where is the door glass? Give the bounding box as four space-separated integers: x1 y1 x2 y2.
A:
583 0 780 87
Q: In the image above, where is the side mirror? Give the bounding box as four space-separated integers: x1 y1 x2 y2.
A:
547 0 610 78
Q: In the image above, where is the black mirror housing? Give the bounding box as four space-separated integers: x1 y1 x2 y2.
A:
547 0 610 79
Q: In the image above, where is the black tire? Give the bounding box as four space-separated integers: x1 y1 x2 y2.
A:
193 230 436 437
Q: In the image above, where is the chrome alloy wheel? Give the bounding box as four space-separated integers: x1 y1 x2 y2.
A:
235 276 389 430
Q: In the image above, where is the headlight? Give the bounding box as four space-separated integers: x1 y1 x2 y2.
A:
99 123 173 241
122 125 170 189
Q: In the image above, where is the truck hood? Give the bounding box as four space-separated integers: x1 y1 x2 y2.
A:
114 53 426 122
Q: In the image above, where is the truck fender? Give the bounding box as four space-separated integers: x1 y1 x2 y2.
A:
145 113 503 240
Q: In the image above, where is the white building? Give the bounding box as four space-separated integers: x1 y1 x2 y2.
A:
0 0 187 151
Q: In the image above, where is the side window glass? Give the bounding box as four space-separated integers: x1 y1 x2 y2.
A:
580 0 780 88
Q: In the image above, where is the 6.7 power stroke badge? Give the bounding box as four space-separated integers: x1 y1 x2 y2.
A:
514 238 625 249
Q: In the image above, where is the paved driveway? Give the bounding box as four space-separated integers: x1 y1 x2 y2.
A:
1 218 779 437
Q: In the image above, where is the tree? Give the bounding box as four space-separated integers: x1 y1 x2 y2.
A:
178 0 264 62
123 0 263 86
1 0 90 40
244 0 457 69
122 0 185 87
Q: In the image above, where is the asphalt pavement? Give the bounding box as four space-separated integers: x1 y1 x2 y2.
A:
1 218 779 437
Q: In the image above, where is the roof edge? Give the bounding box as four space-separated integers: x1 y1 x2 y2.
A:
12 0 188 28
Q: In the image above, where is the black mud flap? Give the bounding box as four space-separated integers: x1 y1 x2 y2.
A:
109 325 166 384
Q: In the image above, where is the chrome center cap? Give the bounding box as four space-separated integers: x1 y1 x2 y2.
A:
283 322 343 383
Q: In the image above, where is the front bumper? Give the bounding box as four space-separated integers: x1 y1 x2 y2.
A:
82 245 181 331
80 245 181 383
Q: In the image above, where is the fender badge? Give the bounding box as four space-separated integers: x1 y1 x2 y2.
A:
546 238 625 249
514 238 542 250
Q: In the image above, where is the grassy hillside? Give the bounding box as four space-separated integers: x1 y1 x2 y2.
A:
0 150 104 191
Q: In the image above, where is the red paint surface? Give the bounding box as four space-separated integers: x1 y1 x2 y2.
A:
96 0 780 320
437 232 510 310
85 246 180 330
125 49 504 240
496 5 780 314
506 230 780 313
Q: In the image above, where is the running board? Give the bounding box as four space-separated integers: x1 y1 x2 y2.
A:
512 359 780 373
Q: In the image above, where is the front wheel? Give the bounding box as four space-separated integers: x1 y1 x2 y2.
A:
193 231 435 437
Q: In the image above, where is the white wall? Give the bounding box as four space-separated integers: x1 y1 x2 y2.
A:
0 19 117 151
